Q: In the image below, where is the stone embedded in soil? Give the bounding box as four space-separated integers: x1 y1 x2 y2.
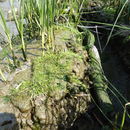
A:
33 92 90 129
11 94 32 113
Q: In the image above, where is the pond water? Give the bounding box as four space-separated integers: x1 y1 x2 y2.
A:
0 0 19 42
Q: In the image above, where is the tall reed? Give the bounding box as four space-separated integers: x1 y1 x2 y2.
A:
8 0 87 57
10 0 27 61
23 0 56 54
0 8 16 67
38 0 56 53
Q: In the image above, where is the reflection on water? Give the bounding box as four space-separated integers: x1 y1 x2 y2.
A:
0 0 19 42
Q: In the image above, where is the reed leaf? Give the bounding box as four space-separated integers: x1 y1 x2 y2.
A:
10 0 27 61
0 8 16 67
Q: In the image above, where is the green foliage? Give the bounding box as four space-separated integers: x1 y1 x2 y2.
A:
114 0 130 24
100 0 130 24
10 51 83 97
0 8 16 67
21 0 87 46
10 0 27 61
120 102 130 130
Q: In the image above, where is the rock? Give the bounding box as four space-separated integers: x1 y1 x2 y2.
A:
7 8 19 21
11 94 32 113
34 95 47 123
0 97 20 129
33 89 90 129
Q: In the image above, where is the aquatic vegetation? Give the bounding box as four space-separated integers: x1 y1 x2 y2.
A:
22 0 56 53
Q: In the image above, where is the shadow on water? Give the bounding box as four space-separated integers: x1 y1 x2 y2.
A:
95 28 130 128
0 112 19 130
68 27 130 129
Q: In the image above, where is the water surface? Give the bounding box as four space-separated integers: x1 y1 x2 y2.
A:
0 0 19 42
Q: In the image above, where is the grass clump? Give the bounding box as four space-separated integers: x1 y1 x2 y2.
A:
11 51 83 97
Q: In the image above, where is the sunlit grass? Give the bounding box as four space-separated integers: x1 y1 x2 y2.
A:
22 0 87 53
23 0 56 54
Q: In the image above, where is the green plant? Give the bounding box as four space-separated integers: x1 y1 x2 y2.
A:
103 0 129 51
56 0 86 25
0 8 16 67
10 51 83 97
113 0 130 24
10 0 27 61
23 0 56 54
22 0 86 53
120 102 130 130
23 0 40 39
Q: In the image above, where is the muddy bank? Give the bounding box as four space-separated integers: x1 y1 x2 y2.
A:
0 27 92 130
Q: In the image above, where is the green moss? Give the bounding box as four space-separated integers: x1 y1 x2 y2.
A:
54 25 82 44
11 50 83 97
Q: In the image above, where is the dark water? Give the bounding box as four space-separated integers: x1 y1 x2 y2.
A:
100 43 130 127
